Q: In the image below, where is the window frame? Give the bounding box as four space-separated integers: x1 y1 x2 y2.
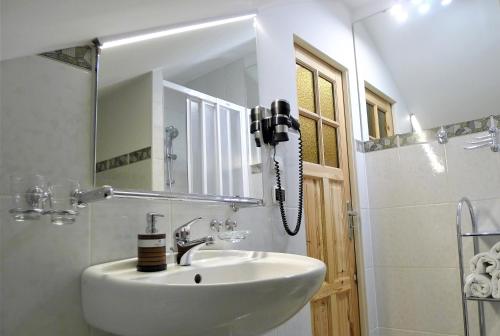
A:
365 88 394 139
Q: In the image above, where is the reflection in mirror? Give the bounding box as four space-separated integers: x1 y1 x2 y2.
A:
354 0 500 139
95 16 262 199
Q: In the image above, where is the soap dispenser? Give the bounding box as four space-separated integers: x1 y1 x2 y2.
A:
137 212 166 272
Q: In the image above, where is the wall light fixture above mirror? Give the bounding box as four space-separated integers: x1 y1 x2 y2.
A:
93 13 263 202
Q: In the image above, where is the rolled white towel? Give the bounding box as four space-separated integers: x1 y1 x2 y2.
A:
469 252 500 274
491 242 500 259
464 273 492 298
492 270 500 299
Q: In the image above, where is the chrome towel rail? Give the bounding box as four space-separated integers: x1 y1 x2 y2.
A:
75 186 264 211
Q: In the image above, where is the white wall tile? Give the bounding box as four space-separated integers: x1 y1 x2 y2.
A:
90 198 172 264
90 327 116 336
365 267 378 332
365 148 401 209
0 55 92 195
275 305 312 336
0 196 91 336
360 209 374 268
0 54 93 336
270 206 307 255
231 206 276 252
366 142 449 209
257 330 278 336
397 142 449 206
375 267 462 335
356 151 370 210
371 204 458 268
377 327 458 336
446 133 500 202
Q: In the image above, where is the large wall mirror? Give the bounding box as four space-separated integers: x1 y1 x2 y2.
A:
353 0 500 141
94 16 262 200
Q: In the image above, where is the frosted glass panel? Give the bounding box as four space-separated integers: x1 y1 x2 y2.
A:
323 124 339 168
319 76 335 120
219 107 232 195
203 103 218 194
378 109 387 138
296 64 316 113
299 115 319 164
230 110 243 196
188 99 202 193
366 103 376 138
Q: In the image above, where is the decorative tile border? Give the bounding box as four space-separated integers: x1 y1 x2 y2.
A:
130 147 152 164
362 135 398 152
358 114 500 153
40 45 93 71
96 147 152 173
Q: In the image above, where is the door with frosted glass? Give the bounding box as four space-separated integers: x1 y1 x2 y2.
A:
296 45 360 336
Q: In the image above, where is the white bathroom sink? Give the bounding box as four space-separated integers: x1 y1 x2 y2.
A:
82 250 325 336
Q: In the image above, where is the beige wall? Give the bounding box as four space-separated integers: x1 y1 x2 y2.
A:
97 73 153 161
97 72 153 190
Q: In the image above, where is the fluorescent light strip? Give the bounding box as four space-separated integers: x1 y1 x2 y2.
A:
100 14 257 49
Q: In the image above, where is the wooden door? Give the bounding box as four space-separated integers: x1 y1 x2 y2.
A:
295 45 360 336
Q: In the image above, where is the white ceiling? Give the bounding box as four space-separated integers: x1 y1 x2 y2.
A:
99 20 256 89
356 0 500 128
0 0 273 60
343 0 384 10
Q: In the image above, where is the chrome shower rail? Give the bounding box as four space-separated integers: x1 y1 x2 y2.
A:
75 186 264 210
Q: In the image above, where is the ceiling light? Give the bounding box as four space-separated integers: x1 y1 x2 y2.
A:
441 0 453 6
100 14 257 49
418 1 431 14
390 4 409 23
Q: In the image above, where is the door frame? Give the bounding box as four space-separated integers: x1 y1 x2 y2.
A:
293 35 369 336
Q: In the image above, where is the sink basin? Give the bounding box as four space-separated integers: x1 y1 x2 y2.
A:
82 250 325 336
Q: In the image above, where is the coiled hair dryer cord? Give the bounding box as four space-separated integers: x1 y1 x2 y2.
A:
272 131 304 236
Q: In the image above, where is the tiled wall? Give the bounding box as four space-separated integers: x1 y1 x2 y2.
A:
0 51 308 336
0 55 93 336
363 133 500 336
0 1 365 335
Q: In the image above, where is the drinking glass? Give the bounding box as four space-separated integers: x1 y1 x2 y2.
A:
9 174 48 221
47 179 79 225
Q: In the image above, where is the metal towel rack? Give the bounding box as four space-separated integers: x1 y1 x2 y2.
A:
464 116 499 152
75 186 264 211
456 197 500 336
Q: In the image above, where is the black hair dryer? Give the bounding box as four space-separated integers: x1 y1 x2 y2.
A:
250 100 300 147
250 99 304 236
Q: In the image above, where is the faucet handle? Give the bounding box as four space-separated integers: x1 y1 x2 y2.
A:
174 217 203 242
225 219 237 231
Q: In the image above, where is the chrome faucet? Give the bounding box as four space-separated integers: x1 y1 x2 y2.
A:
173 217 214 266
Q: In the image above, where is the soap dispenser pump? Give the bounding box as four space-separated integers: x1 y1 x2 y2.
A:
137 212 166 272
